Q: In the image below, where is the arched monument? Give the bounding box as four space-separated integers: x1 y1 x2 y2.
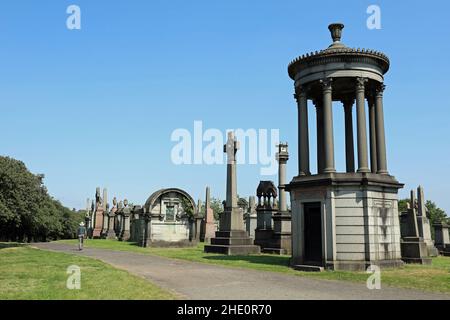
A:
286 23 404 270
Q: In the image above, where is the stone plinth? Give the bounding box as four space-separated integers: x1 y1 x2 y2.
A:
400 237 432 265
92 207 104 238
288 173 404 271
434 223 450 256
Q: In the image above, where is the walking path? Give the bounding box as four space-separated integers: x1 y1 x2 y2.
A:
34 242 449 300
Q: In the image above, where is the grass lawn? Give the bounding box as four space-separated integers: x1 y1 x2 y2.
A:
57 239 450 294
0 244 176 300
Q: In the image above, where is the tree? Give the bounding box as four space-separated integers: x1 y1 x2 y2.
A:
0 156 82 242
425 201 447 225
209 197 223 221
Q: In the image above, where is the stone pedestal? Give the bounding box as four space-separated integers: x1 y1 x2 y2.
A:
245 213 257 240
205 207 260 255
92 207 104 238
434 223 450 256
288 173 404 271
120 213 131 241
400 237 432 265
254 207 276 251
265 212 292 255
106 212 117 240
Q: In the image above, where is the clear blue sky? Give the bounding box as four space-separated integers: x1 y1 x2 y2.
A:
1 1 449 213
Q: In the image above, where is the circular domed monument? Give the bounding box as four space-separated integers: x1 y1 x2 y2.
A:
287 23 404 271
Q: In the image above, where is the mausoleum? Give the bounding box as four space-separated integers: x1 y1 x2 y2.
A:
286 23 404 270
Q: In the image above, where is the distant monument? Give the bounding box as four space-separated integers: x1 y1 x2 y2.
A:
244 196 257 239
399 189 434 264
202 186 217 243
106 197 118 239
92 187 106 238
286 23 404 270
204 132 260 255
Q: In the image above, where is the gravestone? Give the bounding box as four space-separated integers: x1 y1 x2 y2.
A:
399 190 432 264
204 132 260 255
120 199 131 241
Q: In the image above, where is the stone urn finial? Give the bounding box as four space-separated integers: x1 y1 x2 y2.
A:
328 23 345 45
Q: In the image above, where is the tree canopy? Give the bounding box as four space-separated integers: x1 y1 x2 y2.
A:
0 156 84 242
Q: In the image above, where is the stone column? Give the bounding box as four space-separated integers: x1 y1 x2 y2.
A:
375 83 388 174
276 143 289 212
343 99 355 173
295 86 310 176
315 100 324 174
355 77 370 173
368 95 378 173
321 78 335 173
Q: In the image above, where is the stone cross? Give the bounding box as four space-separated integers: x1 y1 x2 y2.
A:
224 132 240 208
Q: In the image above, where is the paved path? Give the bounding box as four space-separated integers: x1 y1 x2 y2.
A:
33 242 449 300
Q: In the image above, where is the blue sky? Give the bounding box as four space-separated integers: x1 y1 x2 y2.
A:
1 1 449 213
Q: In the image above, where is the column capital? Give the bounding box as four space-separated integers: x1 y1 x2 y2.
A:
356 77 368 91
342 98 355 110
319 78 333 92
294 84 310 101
375 83 386 97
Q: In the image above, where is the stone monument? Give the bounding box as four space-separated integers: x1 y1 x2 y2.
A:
92 187 106 238
254 181 277 251
399 190 432 264
416 186 438 256
119 199 131 241
202 186 217 243
286 23 404 270
434 222 450 256
244 196 257 239
266 143 292 254
204 132 260 255
106 197 118 240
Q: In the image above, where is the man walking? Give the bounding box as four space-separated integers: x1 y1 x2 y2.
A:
77 222 86 250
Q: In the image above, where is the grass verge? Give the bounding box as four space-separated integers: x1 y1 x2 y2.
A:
0 243 176 300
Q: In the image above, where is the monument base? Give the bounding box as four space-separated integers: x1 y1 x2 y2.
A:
120 231 130 241
401 237 432 265
288 172 404 271
92 228 103 239
106 230 117 240
205 231 260 255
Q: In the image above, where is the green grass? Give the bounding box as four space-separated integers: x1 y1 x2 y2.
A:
56 239 450 294
0 244 176 300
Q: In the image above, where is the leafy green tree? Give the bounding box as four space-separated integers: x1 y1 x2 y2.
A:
0 156 81 242
426 201 447 225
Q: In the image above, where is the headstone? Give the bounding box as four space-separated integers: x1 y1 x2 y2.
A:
204 132 260 255
433 222 450 255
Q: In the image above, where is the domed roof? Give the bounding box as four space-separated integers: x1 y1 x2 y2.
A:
288 23 390 80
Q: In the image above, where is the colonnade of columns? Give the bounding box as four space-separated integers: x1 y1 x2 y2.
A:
294 77 388 176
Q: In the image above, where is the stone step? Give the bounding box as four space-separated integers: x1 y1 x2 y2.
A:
210 237 254 246
262 248 288 255
292 265 324 272
204 244 261 255
215 230 248 238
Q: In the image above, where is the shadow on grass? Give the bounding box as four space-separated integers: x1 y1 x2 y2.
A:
0 242 28 250
203 254 291 267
